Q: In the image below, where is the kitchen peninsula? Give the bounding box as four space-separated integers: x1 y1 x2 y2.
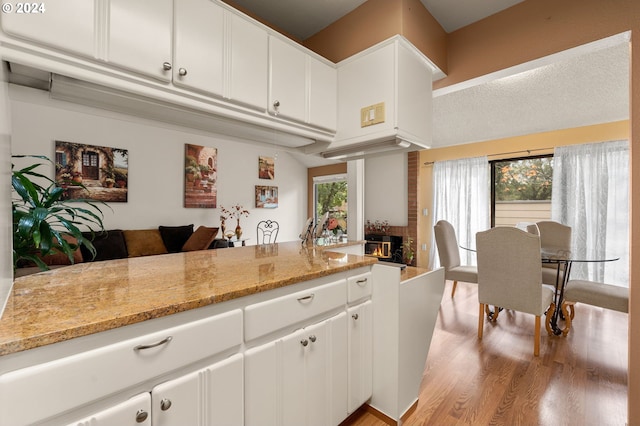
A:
0 241 444 425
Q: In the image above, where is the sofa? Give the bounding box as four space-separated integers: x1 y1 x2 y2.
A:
15 225 227 277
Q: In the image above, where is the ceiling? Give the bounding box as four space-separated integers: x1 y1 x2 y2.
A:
229 0 525 40
231 0 629 152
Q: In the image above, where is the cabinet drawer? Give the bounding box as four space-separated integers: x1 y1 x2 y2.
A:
347 272 372 303
244 279 346 341
0 309 242 426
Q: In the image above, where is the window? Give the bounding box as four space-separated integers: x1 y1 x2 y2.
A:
491 155 553 227
313 174 347 236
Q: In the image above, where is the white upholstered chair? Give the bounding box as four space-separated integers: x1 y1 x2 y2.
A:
526 221 572 286
433 220 478 298
476 227 555 356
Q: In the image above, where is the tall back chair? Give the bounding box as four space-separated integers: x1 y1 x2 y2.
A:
433 220 478 297
257 220 279 244
526 221 572 286
476 227 555 356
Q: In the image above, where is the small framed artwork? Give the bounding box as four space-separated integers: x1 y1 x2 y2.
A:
258 156 275 179
55 140 129 202
255 185 278 208
184 143 217 208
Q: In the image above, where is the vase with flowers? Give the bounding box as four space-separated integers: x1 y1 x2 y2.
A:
221 204 250 241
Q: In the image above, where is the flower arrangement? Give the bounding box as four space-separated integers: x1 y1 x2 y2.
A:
365 219 390 234
221 204 250 219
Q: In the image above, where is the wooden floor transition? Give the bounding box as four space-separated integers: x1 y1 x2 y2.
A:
344 280 628 426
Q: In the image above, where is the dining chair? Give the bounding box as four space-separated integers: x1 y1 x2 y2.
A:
476 226 555 356
433 220 478 298
526 221 572 286
257 220 279 244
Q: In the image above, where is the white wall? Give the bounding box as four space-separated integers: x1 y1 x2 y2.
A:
9 85 308 244
364 152 408 226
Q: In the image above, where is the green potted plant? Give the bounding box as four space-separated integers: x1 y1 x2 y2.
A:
402 236 415 265
12 155 108 272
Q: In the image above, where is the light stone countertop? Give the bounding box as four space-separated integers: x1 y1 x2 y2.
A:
0 241 377 356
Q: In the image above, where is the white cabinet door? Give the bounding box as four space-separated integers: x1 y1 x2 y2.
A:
245 313 347 426
228 12 268 109
308 56 337 131
347 300 373 413
66 392 151 426
107 0 173 81
269 36 306 122
151 354 244 426
0 0 95 58
173 0 224 96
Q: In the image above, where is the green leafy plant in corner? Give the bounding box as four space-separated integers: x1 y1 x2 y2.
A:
402 236 415 265
12 155 108 272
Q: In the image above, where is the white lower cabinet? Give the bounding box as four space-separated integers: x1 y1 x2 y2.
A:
347 300 373 413
66 392 151 426
245 312 348 426
67 354 243 426
151 353 244 426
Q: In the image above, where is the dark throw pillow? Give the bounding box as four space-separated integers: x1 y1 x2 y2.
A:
80 229 129 262
159 224 195 253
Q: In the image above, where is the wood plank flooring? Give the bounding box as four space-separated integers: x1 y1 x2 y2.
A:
344 281 628 426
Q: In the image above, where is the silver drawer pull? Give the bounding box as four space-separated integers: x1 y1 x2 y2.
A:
134 336 173 351
356 278 368 286
297 294 315 303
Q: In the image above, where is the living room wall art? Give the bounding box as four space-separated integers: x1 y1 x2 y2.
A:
258 156 275 179
54 140 128 202
184 143 217 208
255 185 278 208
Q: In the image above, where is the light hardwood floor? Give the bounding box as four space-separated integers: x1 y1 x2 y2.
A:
344 280 628 426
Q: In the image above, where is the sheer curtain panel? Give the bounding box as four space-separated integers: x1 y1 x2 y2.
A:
429 156 490 269
552 140 629 286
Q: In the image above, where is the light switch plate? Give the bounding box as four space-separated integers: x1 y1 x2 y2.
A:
361 102 385 127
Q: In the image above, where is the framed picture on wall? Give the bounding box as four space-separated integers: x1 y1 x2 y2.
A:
184 143 217 208
258 156 275 179
54 140 129 202
255 185 278 208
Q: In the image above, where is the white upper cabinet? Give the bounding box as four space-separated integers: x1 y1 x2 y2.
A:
309 55 337 131
269 36 307 123
106 0 173 81
0 0 95 58
172 0 268 109
173 0 224 95
228 12 268 110
335 36 434 148
269 36 337 131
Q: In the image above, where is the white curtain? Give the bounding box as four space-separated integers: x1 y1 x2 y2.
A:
552 140 629 286
429 156 490 268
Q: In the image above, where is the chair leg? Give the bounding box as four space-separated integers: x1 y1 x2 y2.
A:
534 315 541 356
451 280 458 298
478 303 485 339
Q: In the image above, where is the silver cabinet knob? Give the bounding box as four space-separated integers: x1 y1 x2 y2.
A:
160 398 172 411
300 339 309 347
179 68 188 76
352 313 359 320
309 335 317 343
162 62 172 71
135 409 148 423
273 100 280 108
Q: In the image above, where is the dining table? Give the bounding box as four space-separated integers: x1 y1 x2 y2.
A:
460 243 619 335
541 249 620 335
